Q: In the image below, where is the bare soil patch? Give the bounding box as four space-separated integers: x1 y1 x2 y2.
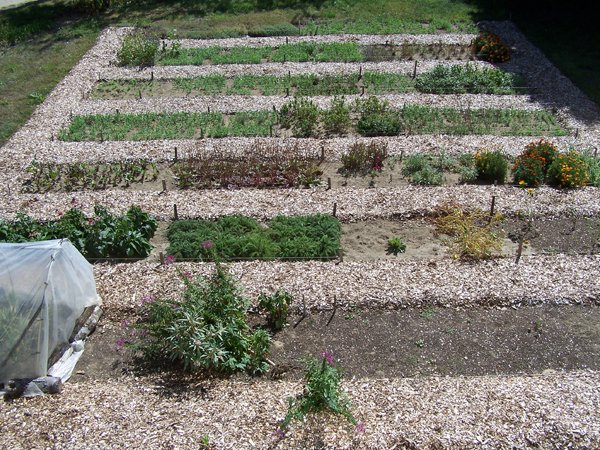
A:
71 305 600 382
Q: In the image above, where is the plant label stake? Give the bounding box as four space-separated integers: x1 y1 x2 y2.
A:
361 85 365 96
269 125 273 137
575 128 579 138
138 89 142 100
327 177 331 190
285 36 288 44
174 147 178 161
285 87 290 98
358 65 362 80
151 71 154 81
332 202 337 217
173 204 178 220
159 252 165 265
320 145 325 162
162 180 167 192
207 106 210 113
412 61 418 79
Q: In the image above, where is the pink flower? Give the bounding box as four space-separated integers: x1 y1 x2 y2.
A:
321 350 334 365
164 255 176 265
201 240 214 249
355 422 365 433
183 271 193 279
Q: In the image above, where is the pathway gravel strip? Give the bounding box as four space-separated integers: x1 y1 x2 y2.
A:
2 371 599 449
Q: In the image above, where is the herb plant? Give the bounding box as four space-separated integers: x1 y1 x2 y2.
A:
117 31 158 67
280 351 356 430
258 290 293 331
133 265 271 374
387 237 407 255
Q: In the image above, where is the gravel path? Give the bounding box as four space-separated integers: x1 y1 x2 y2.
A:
2 371 599 449
93 255 600 319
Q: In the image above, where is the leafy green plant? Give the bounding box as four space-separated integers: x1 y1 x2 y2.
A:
512 139 559 187
167 214 340 261
117 31 158 67
279 97 320 138
401 154 445 186
280 351 356 431
355 96 401 137
258 290 293 331
386 237 406 255
582 152 600 187
322 96 351 135
474 149 508 183
434 203 504 260
133 265 270 374
547 149 589 188
0 206 157 260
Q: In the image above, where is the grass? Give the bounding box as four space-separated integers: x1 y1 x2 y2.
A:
0 0 596 147
61 104 567 141
92 65 525 99
397 105 567 136
167 214 341 261
158 42 363 66
59 111 277 141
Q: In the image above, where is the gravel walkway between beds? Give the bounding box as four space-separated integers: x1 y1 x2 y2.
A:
2 371 599 449
93 255 600 319
2 184 599 221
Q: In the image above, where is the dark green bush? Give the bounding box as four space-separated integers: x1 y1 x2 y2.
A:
117 31 158 67
167 214 340 261
474 149 508 183
133 265 271 374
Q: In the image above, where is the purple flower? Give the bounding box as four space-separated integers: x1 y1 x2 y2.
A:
272 428 286 441
183 271 193 280
321 350 334 365
355 422 365 433
115 337 126 350
141 294 156 305
201 240 214 250
121 319 131 328
164 255 176 265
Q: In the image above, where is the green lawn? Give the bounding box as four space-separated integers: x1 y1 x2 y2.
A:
0 0 597 147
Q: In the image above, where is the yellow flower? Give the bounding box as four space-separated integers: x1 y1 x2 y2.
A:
519 180 526 186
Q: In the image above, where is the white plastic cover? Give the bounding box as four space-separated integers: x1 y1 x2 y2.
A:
0 239 100 384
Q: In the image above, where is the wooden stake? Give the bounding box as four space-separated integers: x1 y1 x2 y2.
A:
326 295 337 326
174 147 178 161
327 177 331 190
488 195 496 222
515 235 524 264
159 252 165 265
412 60 418 79
162 179 167 192
173 204 178 220
361 85 365 96
151 71 154 81
285 36 288 44
358 65 362 80
332 202 337 217
269 124 273 137
285 87 290 98
138 89 142 100
320 145 325 162
293 296 307 328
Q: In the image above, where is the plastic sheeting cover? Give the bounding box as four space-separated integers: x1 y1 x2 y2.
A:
0 239 100 384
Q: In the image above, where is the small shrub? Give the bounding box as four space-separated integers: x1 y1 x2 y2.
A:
387 237 406 255
512 139 558 186
280 97 320 137
117 31 158 67
355 97 401 137
415 63 520 94
473 32 511 63
547 150 589 188
434 204 503 260
258 289 293 331
133 266 270 374
322 97 351 135
280 351 356 431
340 142 388 175
474 149 508 183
